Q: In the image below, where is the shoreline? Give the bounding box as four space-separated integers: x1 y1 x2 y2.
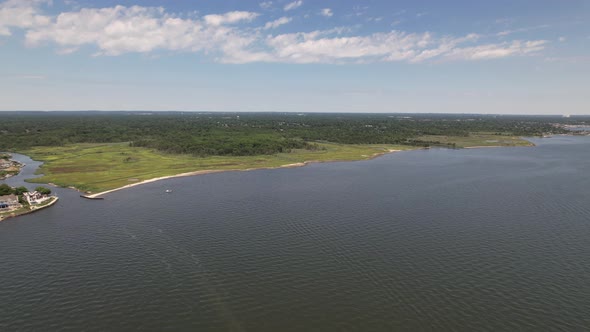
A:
85 149 405 198
463 143 535 149
23 139 536 199
0 196 59 222
66 142 537 199
0 153 25 181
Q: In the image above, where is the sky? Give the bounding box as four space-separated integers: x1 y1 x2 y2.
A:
0 0 588 114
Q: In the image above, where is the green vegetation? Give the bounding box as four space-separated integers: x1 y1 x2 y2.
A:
0 112 568 154
24 142 415 193
0 184 32 206
35 186 52 195
14 186 29 195
0 184 33 196
0 112 576 193
0 170 18 179
417 133 534 148
0 184 14 196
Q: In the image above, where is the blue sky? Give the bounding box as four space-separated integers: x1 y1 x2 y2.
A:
0 0 588 114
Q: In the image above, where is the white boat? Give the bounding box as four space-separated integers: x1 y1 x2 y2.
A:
165 189 172 193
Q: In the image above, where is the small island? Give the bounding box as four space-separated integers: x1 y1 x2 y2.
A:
0 184 59 221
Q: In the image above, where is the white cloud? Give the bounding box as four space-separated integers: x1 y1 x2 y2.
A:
283 1 302 11
25 5 259 56
259 1 273 10
2 1 549 64
203 11 259 26
320 8 333 17
264 30 426 63
443 40 547 61
0 0 51 36
409 33 479 63
256 31 546 64
264 16 292 30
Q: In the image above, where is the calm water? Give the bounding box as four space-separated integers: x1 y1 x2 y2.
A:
1 136 590 331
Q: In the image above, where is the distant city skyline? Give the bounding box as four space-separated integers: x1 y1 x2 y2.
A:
0 0 588 114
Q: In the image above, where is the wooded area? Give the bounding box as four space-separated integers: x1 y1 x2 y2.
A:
0 112 572 156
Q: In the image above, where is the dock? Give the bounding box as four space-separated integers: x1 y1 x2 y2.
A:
80 195 105 200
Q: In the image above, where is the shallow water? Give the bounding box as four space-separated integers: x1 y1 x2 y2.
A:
1 136 589 331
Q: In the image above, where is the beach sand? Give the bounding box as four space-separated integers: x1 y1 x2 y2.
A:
86 149 405 198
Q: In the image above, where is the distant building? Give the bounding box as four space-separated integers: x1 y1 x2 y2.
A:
0 194 19 210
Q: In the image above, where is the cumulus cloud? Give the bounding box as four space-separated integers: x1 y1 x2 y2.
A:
263 16 292 30
320 8 333 17
0 0 51 35
25 5 259 56
283 1 303 11
2 0 548 64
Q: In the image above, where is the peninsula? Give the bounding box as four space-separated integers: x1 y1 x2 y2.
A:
0 112 577 196
0 184 58 221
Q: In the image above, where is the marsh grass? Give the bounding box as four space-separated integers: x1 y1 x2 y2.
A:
23 143 416 192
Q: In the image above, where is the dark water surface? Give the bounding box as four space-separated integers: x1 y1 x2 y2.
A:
1 136 590 331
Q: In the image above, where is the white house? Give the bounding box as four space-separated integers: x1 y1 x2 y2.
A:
23 191 48 205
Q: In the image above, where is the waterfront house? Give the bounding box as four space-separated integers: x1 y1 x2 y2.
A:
23 191 47 205
0 194 20 211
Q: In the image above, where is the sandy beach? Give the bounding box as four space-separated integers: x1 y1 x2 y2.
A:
85 169 227 198
85 149 404 198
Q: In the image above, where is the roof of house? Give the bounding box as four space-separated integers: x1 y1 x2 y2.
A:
0 194 18 202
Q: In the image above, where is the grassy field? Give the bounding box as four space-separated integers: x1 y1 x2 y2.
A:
417 133 533 148
22 142 416 193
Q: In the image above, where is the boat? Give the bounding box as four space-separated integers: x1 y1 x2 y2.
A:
165 189 172 193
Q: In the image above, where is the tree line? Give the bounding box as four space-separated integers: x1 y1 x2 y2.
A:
0 112 572 156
